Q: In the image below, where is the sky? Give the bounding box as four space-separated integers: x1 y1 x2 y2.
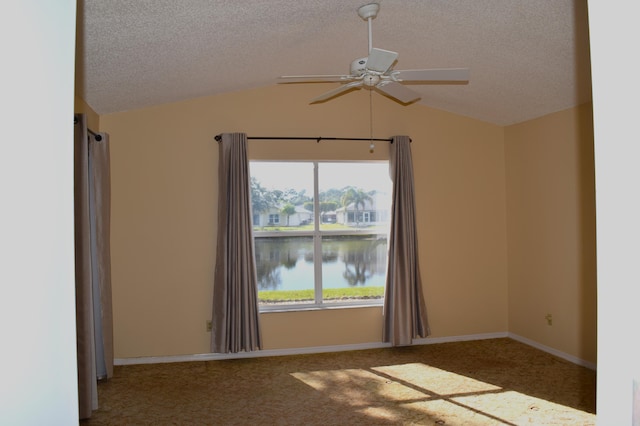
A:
249 161 391 194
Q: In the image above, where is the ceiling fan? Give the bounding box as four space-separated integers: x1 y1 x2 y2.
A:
277 3 470 104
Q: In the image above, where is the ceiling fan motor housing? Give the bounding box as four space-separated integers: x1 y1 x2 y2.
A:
351 57 368 76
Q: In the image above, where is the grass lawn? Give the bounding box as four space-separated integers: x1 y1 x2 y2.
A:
259 286 384 303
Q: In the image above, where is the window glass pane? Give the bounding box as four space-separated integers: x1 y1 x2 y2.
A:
321 235 387 303
318 163 391 232
249 162 314 231
255 236 314 305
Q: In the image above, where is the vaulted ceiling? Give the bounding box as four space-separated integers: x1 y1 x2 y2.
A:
75 0 592 126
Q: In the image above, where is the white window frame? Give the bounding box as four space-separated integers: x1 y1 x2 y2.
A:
251 160 390 312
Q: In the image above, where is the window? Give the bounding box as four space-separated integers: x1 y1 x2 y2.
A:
250 161 392 310
268 214 280 225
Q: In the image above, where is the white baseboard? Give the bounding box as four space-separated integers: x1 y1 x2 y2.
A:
114 332 505 366
413 331 509 346
114 341 392 365
508 333 597 370
114 331 595 371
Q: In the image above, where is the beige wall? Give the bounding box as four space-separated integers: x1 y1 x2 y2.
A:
74 95 99 130
99 84 509 358
505 103 597 363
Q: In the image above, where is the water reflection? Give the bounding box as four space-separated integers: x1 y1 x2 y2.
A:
254 236 387 291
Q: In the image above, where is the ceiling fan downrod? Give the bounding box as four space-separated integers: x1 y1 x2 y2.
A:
358 3 380 54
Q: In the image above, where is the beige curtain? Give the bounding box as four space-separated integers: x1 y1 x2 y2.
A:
74 115 114 419
383 135 430 346
211 133 262 353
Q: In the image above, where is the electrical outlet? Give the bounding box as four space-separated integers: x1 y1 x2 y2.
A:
545 314 553 326
206 320 212 332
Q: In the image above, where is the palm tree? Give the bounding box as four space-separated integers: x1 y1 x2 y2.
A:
281 203 296 226
250 177 272 227
341 188 373 227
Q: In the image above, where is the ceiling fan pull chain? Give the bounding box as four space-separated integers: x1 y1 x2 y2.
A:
369 90 375 153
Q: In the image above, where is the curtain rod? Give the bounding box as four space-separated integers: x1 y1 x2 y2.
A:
73 116 103 141
214 135 403 143
87 128 103 141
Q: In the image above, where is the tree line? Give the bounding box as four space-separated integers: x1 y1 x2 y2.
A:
250 177 375 225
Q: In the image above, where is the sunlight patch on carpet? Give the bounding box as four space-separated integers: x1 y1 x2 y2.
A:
454 390 596 425
291 368 427 406
291 362 595 425
373 363 501 396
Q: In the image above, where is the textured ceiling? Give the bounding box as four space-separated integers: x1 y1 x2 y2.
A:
75 0 592 126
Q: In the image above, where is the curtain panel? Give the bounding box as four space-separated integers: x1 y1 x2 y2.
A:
74 114 114 419
88 130 114 380
211 133 262 353
383 135 430 346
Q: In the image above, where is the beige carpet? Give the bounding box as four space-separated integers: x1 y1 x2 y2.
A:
82 338 596 425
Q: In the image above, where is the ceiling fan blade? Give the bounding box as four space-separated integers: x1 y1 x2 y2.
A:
393 68 470 82
366 48 399 73
375 81 421 104
310 81 363 103
278 75 353 83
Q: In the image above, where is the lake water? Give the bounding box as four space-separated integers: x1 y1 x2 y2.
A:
254 236 388 291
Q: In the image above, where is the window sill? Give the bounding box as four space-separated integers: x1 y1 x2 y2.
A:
259 300 383 314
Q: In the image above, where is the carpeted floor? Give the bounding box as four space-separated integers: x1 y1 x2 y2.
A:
82 338 596 425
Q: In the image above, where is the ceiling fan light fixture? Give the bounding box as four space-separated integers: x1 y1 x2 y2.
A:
363 74 380 87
